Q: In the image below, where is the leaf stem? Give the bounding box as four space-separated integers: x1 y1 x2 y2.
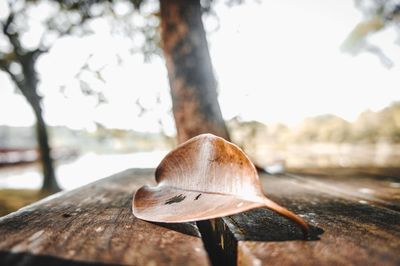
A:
262 197 309 239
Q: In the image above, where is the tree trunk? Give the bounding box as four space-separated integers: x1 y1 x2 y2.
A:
160 0 230 143
32 105 60 193
19 52 60 193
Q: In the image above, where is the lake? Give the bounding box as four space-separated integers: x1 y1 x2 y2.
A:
0 151 167 190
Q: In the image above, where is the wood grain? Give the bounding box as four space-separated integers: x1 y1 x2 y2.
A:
210 173 400 266
286 171 400 211
2 167 399 266
0 169 210 266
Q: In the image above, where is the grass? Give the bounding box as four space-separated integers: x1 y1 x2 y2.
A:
0 189 48 217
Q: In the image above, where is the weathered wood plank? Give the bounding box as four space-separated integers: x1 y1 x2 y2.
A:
210 173 400 266
286 171 400 211
0 169 210 266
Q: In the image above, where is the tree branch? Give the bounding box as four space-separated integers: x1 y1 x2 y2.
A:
0 58 25 91
1 12 23 55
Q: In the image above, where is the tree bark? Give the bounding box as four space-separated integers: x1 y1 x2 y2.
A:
160 0 230 143
32 105 60 193
20 52 60 193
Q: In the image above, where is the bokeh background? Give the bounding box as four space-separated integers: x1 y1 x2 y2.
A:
1 0 400 215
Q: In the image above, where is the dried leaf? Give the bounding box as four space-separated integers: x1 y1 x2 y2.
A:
132 134 309 236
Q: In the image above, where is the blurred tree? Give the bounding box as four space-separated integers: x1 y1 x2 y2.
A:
0 0 105 193
293 115 351 143
343 0 400 67
160 0 230 143
379 102 400 142
352 110 381 143
0 0 233 193
49 0 231 144
352 103 400 143
0 3 60 193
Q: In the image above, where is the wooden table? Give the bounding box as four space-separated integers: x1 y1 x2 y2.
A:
0 168 399 265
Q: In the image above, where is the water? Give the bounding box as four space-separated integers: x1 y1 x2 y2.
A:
0 151 167 190
2 143 400 190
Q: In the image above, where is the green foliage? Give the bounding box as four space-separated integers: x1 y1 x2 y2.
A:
228 102 400 145
293 115 352 143
343 0 400 67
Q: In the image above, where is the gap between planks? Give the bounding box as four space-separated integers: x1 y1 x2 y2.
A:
204 172 400 266
1 169 399 266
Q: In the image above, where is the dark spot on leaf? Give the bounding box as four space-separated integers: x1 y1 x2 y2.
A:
194 194 202 200
208 156 220 162
62 213 71 218
165 194 186 205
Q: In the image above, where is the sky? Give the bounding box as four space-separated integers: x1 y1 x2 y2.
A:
0 0 399 134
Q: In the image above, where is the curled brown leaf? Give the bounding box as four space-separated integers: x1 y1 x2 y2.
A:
132 133 309 237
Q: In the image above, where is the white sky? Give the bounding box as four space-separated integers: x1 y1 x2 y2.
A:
0 0 399 133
